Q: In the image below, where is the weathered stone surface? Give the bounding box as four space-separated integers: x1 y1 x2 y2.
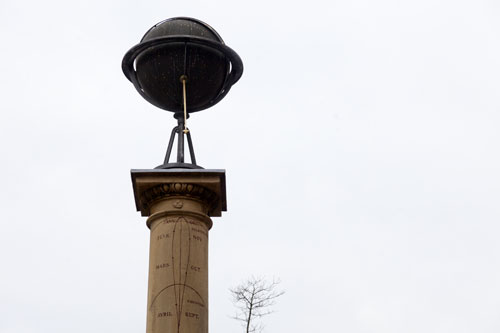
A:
131 169 226 333
131 169 226 217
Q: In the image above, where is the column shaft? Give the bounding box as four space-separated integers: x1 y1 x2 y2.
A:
131 170 226 333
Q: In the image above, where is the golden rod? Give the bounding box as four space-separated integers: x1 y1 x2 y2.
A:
180 75 189 134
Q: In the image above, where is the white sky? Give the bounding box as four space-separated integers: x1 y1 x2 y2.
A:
1 0 500 332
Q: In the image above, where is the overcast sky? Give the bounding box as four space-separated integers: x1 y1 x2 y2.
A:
1 0 500 332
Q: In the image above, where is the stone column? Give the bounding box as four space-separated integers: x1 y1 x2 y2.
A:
131 169 226 333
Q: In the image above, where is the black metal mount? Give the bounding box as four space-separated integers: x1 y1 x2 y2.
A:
155 113 203 170
122 17 243 113
122 17 244 169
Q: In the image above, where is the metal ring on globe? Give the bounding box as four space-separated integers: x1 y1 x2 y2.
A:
122 17 243 113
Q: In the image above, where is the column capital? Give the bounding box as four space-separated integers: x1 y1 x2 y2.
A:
131 169 227 217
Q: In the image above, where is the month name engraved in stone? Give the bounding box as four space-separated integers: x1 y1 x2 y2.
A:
187 299 205 307
157 312 173 318
192 235 203 242
185 312 200 319
155 263 170 269
161 219 176 225
157 233 170 240
190 265 201 272
186 220 202 227
191 227 208 236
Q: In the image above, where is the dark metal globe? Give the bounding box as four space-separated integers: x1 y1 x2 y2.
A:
122 17 243 113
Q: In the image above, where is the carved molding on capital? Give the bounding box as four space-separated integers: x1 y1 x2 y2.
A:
139 183 218 214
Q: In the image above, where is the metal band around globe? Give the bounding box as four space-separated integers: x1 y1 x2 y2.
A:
122 35 244 112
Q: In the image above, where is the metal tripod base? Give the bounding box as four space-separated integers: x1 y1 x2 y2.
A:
155 162 203 169
157 113 203 169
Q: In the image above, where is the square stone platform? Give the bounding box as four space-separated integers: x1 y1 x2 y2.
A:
131 169 227 217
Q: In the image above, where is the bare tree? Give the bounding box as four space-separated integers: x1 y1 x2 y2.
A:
230 277 285 333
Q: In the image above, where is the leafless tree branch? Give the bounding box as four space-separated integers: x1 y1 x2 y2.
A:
230 277 284 333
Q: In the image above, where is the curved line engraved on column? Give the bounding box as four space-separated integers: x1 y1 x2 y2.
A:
149 284 206 310
170 216 192 332
149 212 209 232
180 219 192 321
171 219 180 326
